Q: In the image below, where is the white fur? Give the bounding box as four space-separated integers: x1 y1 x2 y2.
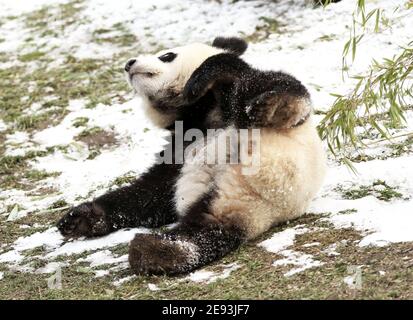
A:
174 163 215 215
127 43 223 127
210 116 326 238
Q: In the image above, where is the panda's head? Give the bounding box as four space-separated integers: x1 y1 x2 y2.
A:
124 37 247 127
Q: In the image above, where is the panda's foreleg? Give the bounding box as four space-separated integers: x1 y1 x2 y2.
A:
183 53 249 104
128 212 246 276
57 162 181 238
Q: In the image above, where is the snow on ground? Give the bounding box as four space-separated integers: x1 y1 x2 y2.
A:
258 225 309 253
310 153 413 247
1 98 168 220
0 0 67 17
147 283 160 291
76 249 128 267
0 225 151 275
113 275 136 287
36 261 67 274
0 120 7 132
258 225 324 276
186 263 241 284
0 0 412 284
273 250 324 277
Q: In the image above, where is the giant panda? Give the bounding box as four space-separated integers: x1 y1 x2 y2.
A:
57 37 327 276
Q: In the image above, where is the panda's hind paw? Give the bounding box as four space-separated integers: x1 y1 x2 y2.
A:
129 234 200 275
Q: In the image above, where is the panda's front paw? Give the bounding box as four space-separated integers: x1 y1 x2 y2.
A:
57 202 110 238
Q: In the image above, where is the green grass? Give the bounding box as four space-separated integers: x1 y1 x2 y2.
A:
0 149 59 190
92 31 138 47
19 51 46 62
243 16 284 43
336 180 405 201
24 170 60 182
24 0 85 31
72 117 89 128
111 172 137 187
76 126 104 138
0 54 129 127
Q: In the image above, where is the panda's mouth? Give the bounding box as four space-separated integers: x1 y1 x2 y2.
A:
136 72 155 77
130 71 156 78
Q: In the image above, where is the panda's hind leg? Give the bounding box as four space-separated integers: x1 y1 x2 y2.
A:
128 209 245 276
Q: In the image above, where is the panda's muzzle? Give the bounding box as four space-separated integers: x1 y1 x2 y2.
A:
125 60 156 78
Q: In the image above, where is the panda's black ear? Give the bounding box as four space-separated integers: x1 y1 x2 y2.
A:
212 37 248 56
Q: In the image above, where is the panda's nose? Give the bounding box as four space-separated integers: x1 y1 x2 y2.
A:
125 59 136 72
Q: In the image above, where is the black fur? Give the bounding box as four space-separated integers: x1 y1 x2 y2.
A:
129 222 244 275
57 37 311 275
129 189 245 275
212 37 248 56
57 161 181 238
183 53 310 129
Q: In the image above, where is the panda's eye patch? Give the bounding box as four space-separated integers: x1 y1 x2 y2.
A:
158 52 177 63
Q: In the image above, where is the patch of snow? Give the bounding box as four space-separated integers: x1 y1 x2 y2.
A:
258 226 309 253
148 283 160 291
0 272 3 280
0 119 7 132
0 98 169 220
94 270 110 278
0 250 24 264
312 196 413 247
36 261 66 274
0 226 148 274
1 189 62 221
310 154 413 247
273 250 324 277
302 242 320 248
0 0 68 17
343 266 362 290
77 250 128 267
186 263 241 284
187 270 215 283
6 131 29 145
0 228 63 264
323 243 340 257
14 228 63 252
31 98 168 204
259 227 324 276
47 227 149 258
113 275 136 287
